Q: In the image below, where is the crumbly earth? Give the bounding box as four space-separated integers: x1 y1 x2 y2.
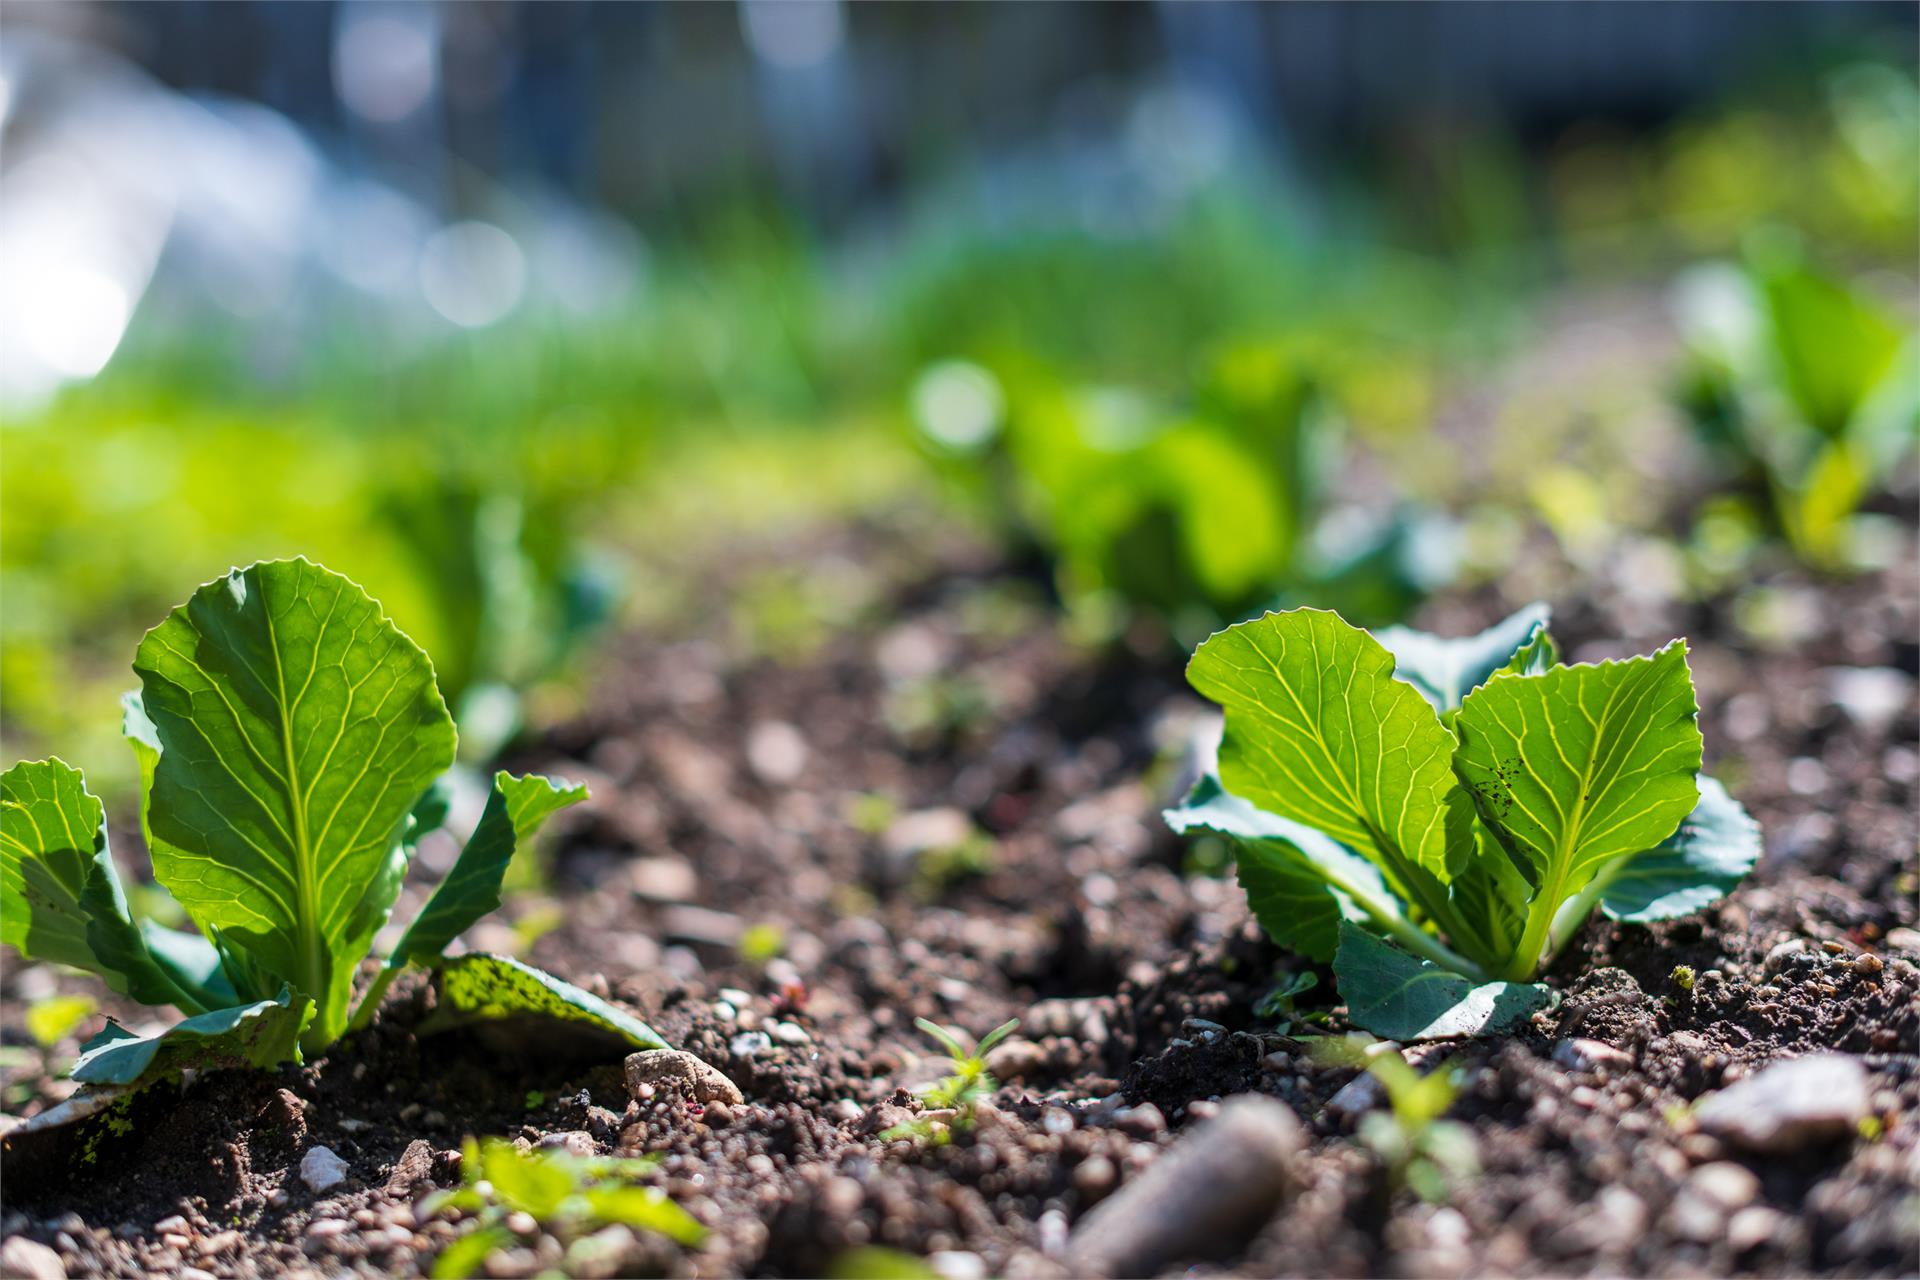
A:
2 513 1916 1278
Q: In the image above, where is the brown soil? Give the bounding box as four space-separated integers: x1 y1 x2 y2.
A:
2 520 1915 1279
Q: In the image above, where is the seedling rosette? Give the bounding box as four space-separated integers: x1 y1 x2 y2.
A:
1 558 668 1097
1167 604 1760 1039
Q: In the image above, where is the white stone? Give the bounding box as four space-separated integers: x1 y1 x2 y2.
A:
928 1251 987 1280
0 1237 64 1280
1324 1072 1385 1119
746 721 809 784
1688 1161 1760 1210
300 1145 351 1193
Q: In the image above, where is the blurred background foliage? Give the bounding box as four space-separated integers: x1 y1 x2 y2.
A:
1 2 1915 796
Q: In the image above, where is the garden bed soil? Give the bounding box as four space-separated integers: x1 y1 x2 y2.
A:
2 522 1916 1279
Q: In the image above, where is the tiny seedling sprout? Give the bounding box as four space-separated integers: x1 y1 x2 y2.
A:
880 1017 1019 1144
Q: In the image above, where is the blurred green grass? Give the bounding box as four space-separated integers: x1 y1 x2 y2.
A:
4 61 1914 798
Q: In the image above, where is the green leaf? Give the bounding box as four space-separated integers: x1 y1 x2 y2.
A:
0 759 182 1007
132 558 459 1050
431 1227 513 1280
1599 776 1761 923
1376 604 1554 713
69 990 314 1086
407 775 455 848
1334 923 1554 1041
1188 608 1474 931
1779 438 1871 568
121 691 162 851
390 772 587 967
582 1186 709 1245
1165 767 1403 963
1757 261 1904 438
25 994 98 1047
828 1248 943 1280
139 922 239 1009
1442 824 1533 964
476 1138 576 1218
1452 643 1703 911
427 953 669 1052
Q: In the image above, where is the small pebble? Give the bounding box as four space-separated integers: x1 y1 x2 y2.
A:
1689 1162 1760 1210
535 1131 596 1158
1695 1054 1869 1152
196 1231 243 1257
624 1050 745 1107
1728 1205 1782 1252
729 1031 773 1059
0 1238 62 1280
928 1250 987 1280
299 1146 350 1194
1114 1104 1166 1138
1553 1038 1634 1074
1325 1072 1386 1119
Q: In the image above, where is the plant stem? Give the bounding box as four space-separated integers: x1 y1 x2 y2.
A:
345 964 404 1033
1363 822 1495 978
1327 866 1493 983
155 969 215 1018
1542 876 1614 968
1501 869 1568 983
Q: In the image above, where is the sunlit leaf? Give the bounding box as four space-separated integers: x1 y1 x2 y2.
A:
1599 776 1761 923
427 953 668 1052
1377 603 1555 713
25 994 98 1047
69 989 314 1086
390 772 586 967
132 559 458 1050
1453 644 1703 910
1 759 183 1007
1189 608 1471 890
1165 765 1402 963
581 1186 708 1245
1334 923 1553 1040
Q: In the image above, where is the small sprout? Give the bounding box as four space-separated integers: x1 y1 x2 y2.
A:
828 1245 942 1279
523 1090 546 1111
1313 1037 1476 1202
421 1139 702 1278
1253 971 1319 1028
1858 1114 1885 1143
880 1017 1019 1145
1671 964 1696 992
738 922 786 966
25 994 98 1047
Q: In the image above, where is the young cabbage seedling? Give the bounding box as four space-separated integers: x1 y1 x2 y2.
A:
0 558 667 1089
1310 1037 1476 1203
879 1017 1019 1144
421 1139 705 1279
1167 604 1760 1039
1676 252 1918 571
